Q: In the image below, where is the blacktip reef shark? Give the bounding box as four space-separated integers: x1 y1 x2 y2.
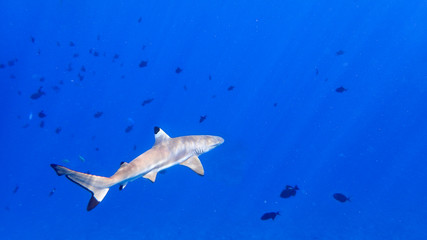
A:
51 127 224 211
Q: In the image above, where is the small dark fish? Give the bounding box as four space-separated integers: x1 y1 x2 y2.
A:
199 115 207 123
52 85 60 93
39 77 45 82
55 127 62 134
141 98 154 106
39 121 45 128
336 50 344 56
227 86 235 91
97 35 101 41
125 125 133 133
175 67 182 74
0 64 4 69
31 36 35 43
95 147 99 151
8 60 15 66
183 85 187 91
315 68 319 75
81 66 86 72
78 73 84 81
113 54 119 61
261 212 280 221
333 193 350 203
209 74 212 80
280 185 299 198
93 51 99 57
273 102 278 107
13 186 19 194
335 86 347 93
73 53 79 58
30 87 46 100
17 91 22 95
138 17 142 23
142 45 146 50
133 145 137 150
69 41 75 47
94 112 103 118
139 60 148 68
49 188 56 197
59 80 64 85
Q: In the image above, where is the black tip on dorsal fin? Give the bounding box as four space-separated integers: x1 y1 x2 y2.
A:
154 126 160 134
120 161 126 166
119 185 125 191
87 196 100 211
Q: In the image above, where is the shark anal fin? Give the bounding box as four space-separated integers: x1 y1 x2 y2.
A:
143 170 158 182
119 182 128 190
180 156 204 176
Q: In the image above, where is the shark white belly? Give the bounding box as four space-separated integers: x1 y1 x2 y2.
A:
51 127 224 211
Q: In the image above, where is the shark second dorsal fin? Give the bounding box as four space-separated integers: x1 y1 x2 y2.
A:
154 126 171 145
180 156 204 176
143 170 158 182
113 162 129 176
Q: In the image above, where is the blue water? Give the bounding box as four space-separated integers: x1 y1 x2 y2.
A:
1 0 427 239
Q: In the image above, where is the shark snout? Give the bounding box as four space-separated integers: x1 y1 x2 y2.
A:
210 136 224 147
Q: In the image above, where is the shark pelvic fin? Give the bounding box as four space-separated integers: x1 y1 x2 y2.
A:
154 126 171 145
180 156 204 176
143 170 158 182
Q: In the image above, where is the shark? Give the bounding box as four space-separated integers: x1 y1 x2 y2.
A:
50 127 224 211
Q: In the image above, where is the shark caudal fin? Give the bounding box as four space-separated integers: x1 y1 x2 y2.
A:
50 164 112 211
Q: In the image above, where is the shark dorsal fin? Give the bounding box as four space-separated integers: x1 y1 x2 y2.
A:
113 162 128 176
180 156 204 176
154 127 171 145
143 170 158 182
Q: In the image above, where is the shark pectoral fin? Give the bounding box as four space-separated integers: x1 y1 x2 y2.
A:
180 156 204 176
143 170 158 182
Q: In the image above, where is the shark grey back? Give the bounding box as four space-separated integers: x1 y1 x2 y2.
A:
50 126 224 211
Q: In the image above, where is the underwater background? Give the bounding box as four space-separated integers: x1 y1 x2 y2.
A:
1 0 427 239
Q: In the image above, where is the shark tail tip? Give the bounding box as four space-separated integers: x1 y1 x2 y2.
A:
87 196 100 211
